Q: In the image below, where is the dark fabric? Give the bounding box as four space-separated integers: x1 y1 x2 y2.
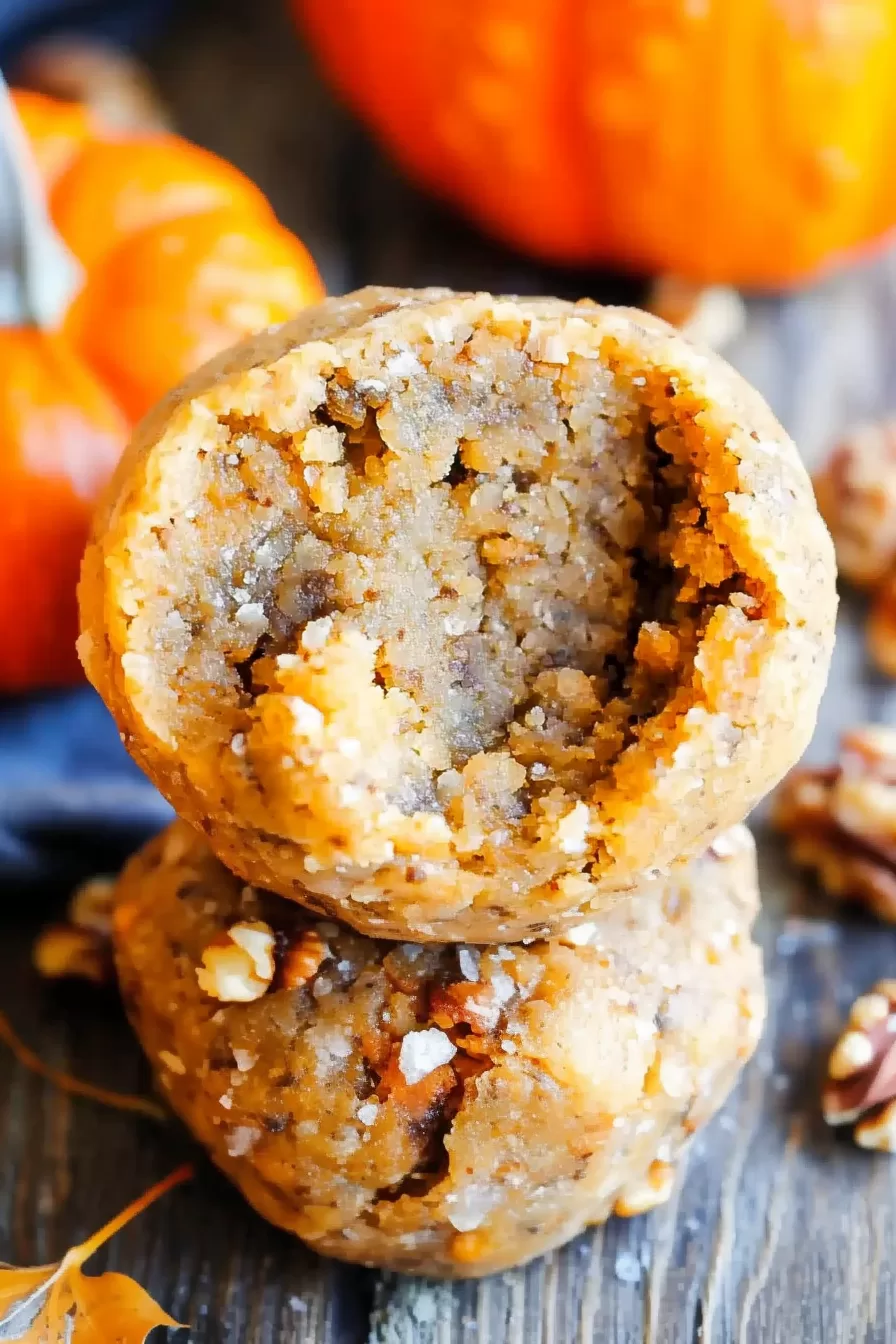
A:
0 688 171 890
0 0 173 65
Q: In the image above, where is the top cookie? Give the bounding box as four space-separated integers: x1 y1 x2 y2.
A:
79 287 836 942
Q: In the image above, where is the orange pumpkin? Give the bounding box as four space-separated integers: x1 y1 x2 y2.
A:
297 0 896 287
0 89 324 691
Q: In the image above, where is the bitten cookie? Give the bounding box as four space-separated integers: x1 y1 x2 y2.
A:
114 820 765 1277
81 286 835 941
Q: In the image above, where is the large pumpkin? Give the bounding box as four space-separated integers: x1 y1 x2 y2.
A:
297 0 896 286
1 90 323 690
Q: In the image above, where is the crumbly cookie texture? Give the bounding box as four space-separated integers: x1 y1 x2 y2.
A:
114 820 764 1278
81 286 835 942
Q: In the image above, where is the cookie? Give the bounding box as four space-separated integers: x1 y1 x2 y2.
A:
81 287 835 941
114 820 764 1277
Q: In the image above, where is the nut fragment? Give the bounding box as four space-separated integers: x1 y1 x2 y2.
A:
814 418 896 590
822 981 896 1151
67 875 116 935
867 579 896 679
32 875 116 985
450 1228 494 1265
196 920 275 1002
773 727 896 921
854 1099 896 1152
613 1160 676 1216
828 1029 875 1081
645 276 745 350
33 925 110 985
814 417 896 676
280 928 328 989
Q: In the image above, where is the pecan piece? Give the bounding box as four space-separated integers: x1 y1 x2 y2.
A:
375 1043 457 1121
867 578 896 679
196 920 275 1002
613 1160 676 1217
814 417 896 676
33 875 116 985
772 726 896 922
430 981 501 1033
814 418 896 591
822 981 896 1152
33 924 110 986
645 276 745 350
280 928 328 989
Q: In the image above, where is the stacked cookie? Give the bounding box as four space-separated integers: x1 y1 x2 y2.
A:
80 288 836 1276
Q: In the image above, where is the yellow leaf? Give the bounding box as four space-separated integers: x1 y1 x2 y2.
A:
0 1265 55 1313
67 1270 181 1343
0 1164 192 1343
0 1264 56 1336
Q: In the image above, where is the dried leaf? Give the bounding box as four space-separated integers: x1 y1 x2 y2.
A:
0 1163 192 1342
0 1266 54 1318
0 1010 166 1122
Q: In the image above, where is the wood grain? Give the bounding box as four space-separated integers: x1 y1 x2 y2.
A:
2 1 896 1339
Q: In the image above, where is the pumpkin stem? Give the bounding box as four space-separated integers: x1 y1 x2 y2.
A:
0 71 82 329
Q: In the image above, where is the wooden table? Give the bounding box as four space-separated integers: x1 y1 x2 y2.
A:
3 1 896 1339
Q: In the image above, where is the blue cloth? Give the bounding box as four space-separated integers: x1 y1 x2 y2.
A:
0 688 171 888
0 0 173 65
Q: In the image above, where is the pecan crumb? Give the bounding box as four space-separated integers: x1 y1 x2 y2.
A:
867 580 896 679
815 418 896 591
613 1160 676 1217
196 920 275 1002
645 276 745 349
33 875 116 985
772 726 896 922
822 980 896 1152
280 928 328 989
814 417 896 675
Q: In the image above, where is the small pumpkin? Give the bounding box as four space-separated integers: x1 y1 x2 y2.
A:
0 86 323 691
296 0 896 287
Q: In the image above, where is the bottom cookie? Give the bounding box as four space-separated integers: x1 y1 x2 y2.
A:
113 822 764 1278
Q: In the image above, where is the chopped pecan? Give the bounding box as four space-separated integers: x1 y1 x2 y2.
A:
196 920 275 1002
279 928 328 989
33 875 116 985
450 1228 494 1265
360 1026 392 1070
382 945 427 993
868 577 896 679
822 981 896 1151
773 726 896 922
32 924 111 986
451 1052 492 1086
375 1041 457 1121
814 418 896 591
429 981 501 1033
67 875 116 936
613 1160 676 1217
645 276 745 349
